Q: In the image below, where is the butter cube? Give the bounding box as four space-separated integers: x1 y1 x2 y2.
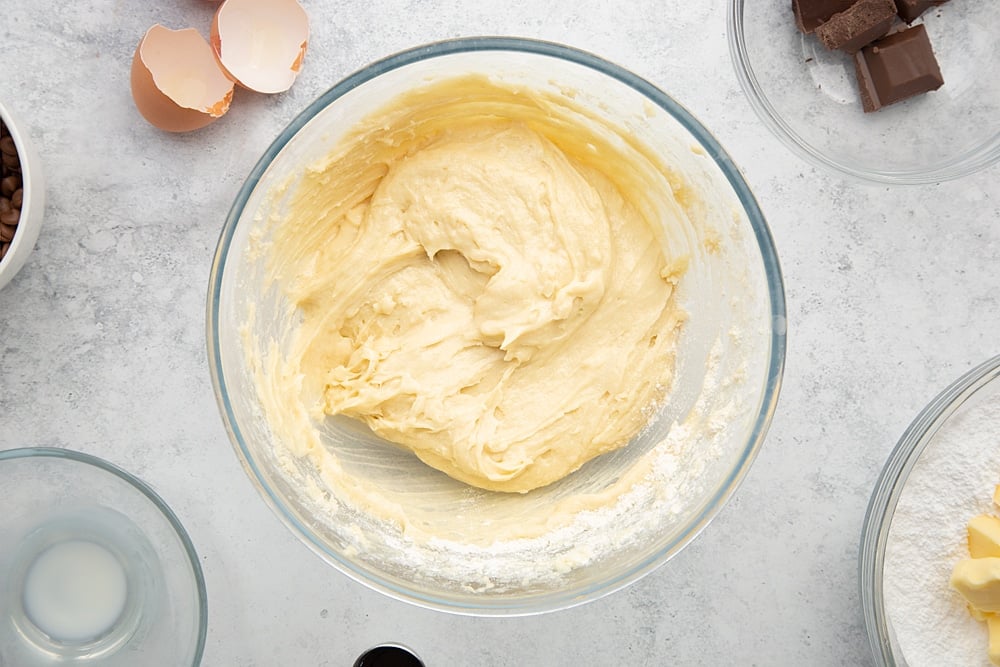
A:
952 558 1000 613
988 614 1000 666
969 515 1000 558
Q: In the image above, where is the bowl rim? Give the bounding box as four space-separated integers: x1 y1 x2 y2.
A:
0 99 45 287
206 35 787 616
727 0 1000 185
859 354 1000 665
0 446 208 665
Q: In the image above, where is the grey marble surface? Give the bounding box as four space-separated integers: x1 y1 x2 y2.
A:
1 1 997 665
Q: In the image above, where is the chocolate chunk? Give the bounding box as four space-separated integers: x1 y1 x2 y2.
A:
793 0 857 33
0 175 17 197
0 136 15 157
894 0 949 23
816 0 898 53
853 24 943 112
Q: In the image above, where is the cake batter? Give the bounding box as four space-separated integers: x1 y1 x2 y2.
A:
262 76 689 493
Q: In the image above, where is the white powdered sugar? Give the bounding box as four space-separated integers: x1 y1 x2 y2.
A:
884 385 1000 667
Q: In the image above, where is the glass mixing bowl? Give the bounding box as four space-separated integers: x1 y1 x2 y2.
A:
208 37 786 615
0 448 207 666
860 355 1000 666
729 0 1000 184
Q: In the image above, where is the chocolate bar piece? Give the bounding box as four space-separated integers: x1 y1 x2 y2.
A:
853 24 944 112
793 0 857 33
894 0 949 23
816 0 898 53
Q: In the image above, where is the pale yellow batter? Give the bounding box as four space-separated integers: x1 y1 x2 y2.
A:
264 76 688 493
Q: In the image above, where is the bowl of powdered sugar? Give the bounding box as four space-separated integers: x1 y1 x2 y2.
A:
861 355 1000 666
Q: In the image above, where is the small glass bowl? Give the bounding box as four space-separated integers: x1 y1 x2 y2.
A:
728 0 1000 184
860 355 1000 666
0 448 207 666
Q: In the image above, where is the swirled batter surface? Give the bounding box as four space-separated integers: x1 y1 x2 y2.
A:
267 77 687 493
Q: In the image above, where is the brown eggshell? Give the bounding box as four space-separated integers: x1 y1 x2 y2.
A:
130 25 235 133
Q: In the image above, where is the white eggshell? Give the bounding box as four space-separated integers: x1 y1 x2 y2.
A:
210 0 309 94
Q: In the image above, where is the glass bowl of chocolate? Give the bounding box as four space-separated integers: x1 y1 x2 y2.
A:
729 0 1000 184
0 100 44 290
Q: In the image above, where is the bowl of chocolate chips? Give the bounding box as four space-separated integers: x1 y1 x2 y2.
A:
729 0 1000 184
0 100 44 290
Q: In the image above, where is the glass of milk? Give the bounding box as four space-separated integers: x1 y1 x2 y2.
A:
0 448 207 666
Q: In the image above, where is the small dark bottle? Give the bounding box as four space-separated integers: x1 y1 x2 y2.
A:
354 644 424 667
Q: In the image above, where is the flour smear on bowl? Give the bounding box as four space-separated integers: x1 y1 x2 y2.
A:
884 393 1000 666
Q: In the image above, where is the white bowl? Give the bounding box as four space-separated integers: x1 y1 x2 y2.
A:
0 100 45 291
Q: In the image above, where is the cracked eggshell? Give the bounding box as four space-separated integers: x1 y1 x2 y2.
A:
210 0 309 94
131 24 235 133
